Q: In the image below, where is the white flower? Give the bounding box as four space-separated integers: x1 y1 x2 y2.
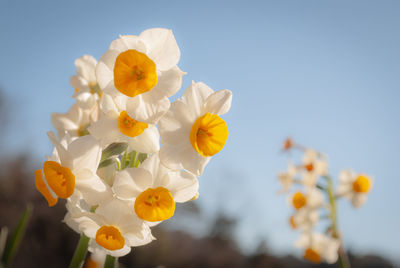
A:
35 132 110 206
294 232 340 264
71 55 102 109
88 94 159 153
51 102 98 139
301 149 328 188
287 188 324 211
69 198 154 257
95 28 184 124
112 153 198 223
289 208 319 232
277 162 298 193
159 81 232 176
337 169 372 208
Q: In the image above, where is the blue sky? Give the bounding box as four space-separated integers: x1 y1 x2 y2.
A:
1 0 399 263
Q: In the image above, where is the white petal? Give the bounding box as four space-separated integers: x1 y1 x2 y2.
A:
139 28 180 71
159 100 195 145
96 50 119 90
127 126 160 154
167 171 198 203
113 168 152 200
47 131 71 167
203 89 232 115
88 113 120 147
69 135 102 173
159 143 185 171
75 55 97 82
180 146 210 176
352 194 368 208
182 82 214 118
126 93 170 124
151 66 185 98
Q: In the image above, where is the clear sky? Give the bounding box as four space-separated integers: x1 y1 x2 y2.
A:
1 0 399 263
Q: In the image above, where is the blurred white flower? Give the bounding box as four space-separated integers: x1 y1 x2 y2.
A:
159 81 232 176
96 28 184 124
294 232 340 264
112 153 198 222
301 149 328 188
71 55 102 109
287 188 324 211
277 162 298 193
337 169 372 208
52 102 98 139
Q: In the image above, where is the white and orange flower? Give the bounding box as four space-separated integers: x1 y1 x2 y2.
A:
337 169 372 208
71 55 102 109
159 82 232 176
88 94 159 153
95 28 184 124
294 232 340 264
112 153 198 223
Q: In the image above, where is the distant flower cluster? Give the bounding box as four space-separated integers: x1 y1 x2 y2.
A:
35 28 232 263
278 139 372 265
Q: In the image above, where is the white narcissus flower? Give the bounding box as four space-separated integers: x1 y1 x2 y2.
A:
301 149 328 188
289 208 319 232
35 132 110 207
287 188 324 211
88 94 159 153
337 169 372 208
294 232 340 264
51 102 99 139
71 55 102 109
96 28 184 124
70 198 154 257
277 162 298 193
112 153 199 223
159 82 232 176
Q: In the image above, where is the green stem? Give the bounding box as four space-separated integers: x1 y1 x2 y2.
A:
68 234 90 268
104 255 116 268
325 176 351 268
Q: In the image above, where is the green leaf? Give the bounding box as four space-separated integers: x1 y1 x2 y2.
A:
98 158 116 169
1 204 33 268
101 143 128 162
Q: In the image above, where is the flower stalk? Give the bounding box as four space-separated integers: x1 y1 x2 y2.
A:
68 234 90 268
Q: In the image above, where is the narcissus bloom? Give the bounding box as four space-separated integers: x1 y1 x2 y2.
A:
301 149 328 188
96 28 184 124
337 169 373 208
277 162 298 193
35 132 108 206
289 207 319 231
112 153 198 222
288 188 324 211
294 232 340 264
88 94 159 153
52 103 98 139
71 55 102 109
159 82 232 176
68 198 154 257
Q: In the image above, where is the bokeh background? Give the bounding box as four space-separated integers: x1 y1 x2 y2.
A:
0 0 399 267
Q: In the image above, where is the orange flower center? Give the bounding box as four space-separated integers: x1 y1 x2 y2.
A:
134 187 175 222
113 49 157 98
43 161 75 199
117 111 148 137
292 192 306 210
96 226 125 251
352 175 371 193
304 248 321 264
189 113 229 157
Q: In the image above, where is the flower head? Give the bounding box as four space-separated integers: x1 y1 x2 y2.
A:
337 169 373 208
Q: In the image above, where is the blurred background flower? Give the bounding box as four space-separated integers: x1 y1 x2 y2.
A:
0 0 399 267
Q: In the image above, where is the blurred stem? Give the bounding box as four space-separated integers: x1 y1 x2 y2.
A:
104 255 116 268
1 204 33 268
68 234 90 268
325 176 351 268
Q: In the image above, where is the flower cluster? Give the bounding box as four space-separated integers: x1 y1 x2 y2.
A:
35 28 232 260
278 138 373 265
